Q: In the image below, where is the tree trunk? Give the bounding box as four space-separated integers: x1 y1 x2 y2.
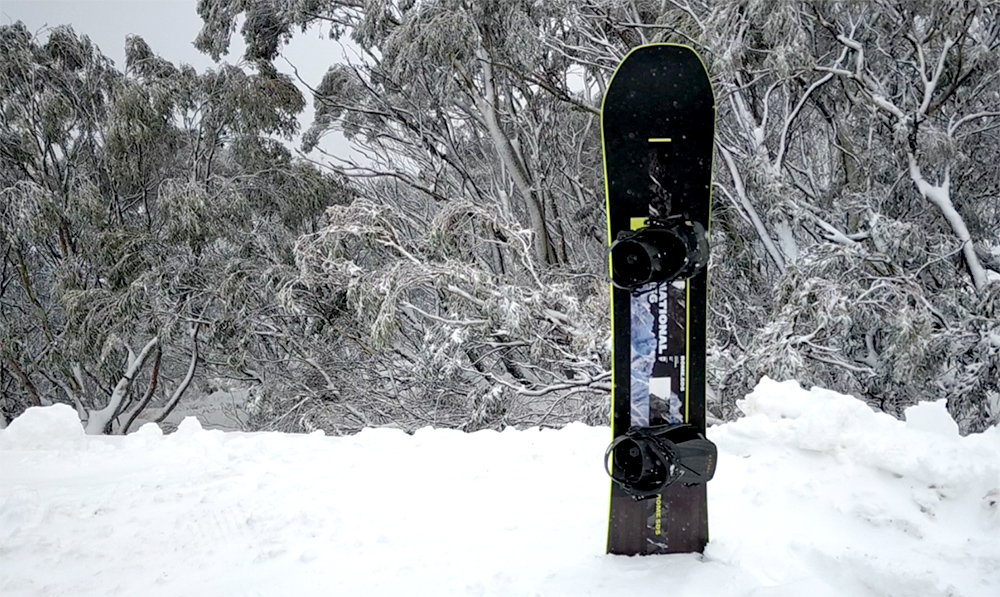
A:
475 47 553 266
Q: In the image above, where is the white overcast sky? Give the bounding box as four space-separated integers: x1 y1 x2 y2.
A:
1 0 356 160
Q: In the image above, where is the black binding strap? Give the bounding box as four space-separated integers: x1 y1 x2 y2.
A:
608 217 708 291
605 424 717 498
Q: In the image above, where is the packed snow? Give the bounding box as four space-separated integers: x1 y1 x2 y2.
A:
2 378 998 597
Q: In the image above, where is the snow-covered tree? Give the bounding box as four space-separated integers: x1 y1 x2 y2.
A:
696 1 1000 431
0 23 345 432
191 0 999 433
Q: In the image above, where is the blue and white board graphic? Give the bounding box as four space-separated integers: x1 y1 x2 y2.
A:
630 281 686 428
629 284 656 427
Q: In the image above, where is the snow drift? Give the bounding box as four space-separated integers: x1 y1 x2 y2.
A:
1 378 998 597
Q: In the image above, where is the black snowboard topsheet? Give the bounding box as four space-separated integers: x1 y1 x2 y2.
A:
602 44 715 555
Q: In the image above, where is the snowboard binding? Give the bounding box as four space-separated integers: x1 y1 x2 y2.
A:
609 218 708 291
605 424 717 498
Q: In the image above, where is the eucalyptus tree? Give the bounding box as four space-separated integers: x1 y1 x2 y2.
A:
265 1 608 262
802 0 1000 431
0 22 139 430
1 22 344 431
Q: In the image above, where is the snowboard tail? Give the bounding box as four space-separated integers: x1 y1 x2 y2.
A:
602 44 716 555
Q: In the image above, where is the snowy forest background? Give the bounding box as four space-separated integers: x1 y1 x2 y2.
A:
1 0 998 436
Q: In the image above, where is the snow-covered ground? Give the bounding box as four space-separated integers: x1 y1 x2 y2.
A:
2 378 998 597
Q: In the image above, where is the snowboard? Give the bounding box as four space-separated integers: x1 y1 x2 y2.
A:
602 44 716 556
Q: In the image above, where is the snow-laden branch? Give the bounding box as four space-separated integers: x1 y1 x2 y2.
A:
711 182 753 227
810 213 859 247
666 0 707 35
85 336 159 434
774 70 836 172
120 346 162 434
906 158 989 293
914 36 954 115
401 302 489 327
479 369 611 398
948 111 1000 136
827 29 989 293
719 145 787 274
804 351 876 375
826 32 906 120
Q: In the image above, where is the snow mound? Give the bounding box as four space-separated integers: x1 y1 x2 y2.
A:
1 379 999 597
0 404 85 450
734 377 999 490
905 399 960 437
713 378 1000 597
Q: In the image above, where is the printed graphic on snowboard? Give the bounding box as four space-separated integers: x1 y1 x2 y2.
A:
629 281 685 428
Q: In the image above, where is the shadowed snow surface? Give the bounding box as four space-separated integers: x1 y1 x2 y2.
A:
2 378 998 596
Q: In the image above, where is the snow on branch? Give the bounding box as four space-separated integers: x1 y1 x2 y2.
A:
85 336 159 434
774 70 836 172
907 157 989 293
948 111 1000 137
824 24 990 294
719 145 787 274
913 36 955 115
